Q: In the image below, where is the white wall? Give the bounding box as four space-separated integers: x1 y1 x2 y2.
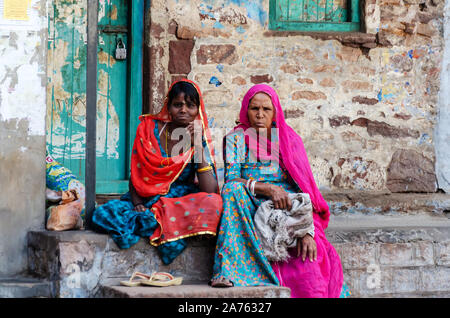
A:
0 0 48 276
436 1 450 193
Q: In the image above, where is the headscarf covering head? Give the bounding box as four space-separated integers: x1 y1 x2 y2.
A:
131 79 218 197
233 84 330 228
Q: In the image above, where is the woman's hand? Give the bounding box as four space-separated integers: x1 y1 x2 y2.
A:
186 122 195 145
265 184 292 211
134 204 146 212
296 234 317 262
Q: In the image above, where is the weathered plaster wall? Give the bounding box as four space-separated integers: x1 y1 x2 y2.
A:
146 0 446 193
0 0 48 276
436 1 450 192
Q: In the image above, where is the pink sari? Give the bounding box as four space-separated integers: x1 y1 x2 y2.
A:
235 84 343 298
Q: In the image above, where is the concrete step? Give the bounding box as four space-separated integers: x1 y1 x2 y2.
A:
0 276 54 298
99 281 290 298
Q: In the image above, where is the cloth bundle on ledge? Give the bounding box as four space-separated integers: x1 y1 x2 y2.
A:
254 193 314 262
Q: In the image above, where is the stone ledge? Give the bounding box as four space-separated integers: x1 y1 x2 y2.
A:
263 31 380 50
100 282 290 298
0 276 55 298
323 191 450 216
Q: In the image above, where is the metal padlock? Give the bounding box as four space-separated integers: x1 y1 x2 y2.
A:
115 39 126 60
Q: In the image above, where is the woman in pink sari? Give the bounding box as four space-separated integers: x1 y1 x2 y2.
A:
211 84 348 297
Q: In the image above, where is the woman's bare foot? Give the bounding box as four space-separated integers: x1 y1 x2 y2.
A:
210 277 233 288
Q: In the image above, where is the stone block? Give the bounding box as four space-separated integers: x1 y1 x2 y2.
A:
59 241 96 273
329 116 351 128
421 267 450 292
292 91 326 100
250 74 273 84
319 78 336 87
386 149 437 193
379 242 434 267
435 242 450 266
334 243 378 269
27 231 217 298
342 268 384 297
169 40 195 74
196 44 238 65
342 80 373 92
383 268 421 294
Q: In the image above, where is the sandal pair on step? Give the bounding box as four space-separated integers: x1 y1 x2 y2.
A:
120 271 183 287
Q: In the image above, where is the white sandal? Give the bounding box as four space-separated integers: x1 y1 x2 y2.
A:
120 271 151 287
140 271 183 287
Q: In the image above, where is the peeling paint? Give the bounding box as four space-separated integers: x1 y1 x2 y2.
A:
46 0 127 180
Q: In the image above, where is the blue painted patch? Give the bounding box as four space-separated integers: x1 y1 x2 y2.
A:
236 26 246 34
383 93 395 100
200 9 215 19
407 50 414 59
216 64 224 73
209 76 222 87
213 21 225 29
201 0 267 26
377 89 382 101
230 0 267 25
238 40 243 45
418 133 429 145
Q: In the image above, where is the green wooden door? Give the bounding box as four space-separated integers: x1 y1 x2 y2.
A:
47 0 142 194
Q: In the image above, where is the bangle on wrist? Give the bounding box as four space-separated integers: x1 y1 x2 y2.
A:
250 180 256 196
197 165 212 173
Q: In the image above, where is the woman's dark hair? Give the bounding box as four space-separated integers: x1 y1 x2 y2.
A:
167 81 200 107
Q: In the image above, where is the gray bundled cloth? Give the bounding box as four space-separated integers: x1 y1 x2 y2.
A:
254 193 314 262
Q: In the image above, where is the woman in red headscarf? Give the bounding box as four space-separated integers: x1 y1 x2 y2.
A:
211 84 348 298
92 80 223 265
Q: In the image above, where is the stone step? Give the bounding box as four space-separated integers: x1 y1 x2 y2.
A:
26 212 450 298
0 276 54 298
27 230 218 298
99 281 290 298
326 214 450 298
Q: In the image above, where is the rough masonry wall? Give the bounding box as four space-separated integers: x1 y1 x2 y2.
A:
0 0 48 276
145 0 445 193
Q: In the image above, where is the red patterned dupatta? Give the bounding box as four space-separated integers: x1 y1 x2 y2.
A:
130 79 218 198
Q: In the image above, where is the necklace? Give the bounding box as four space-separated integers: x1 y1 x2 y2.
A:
165 124 169 155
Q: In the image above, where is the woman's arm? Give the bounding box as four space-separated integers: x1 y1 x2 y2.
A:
196 146 219 193
226 177 292 210
129 180 146 212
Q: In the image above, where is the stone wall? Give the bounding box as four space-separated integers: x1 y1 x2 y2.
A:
145 0 447 193
0 0 48 276
329 224 450 297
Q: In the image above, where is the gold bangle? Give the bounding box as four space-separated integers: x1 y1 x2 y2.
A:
197 165 213 173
